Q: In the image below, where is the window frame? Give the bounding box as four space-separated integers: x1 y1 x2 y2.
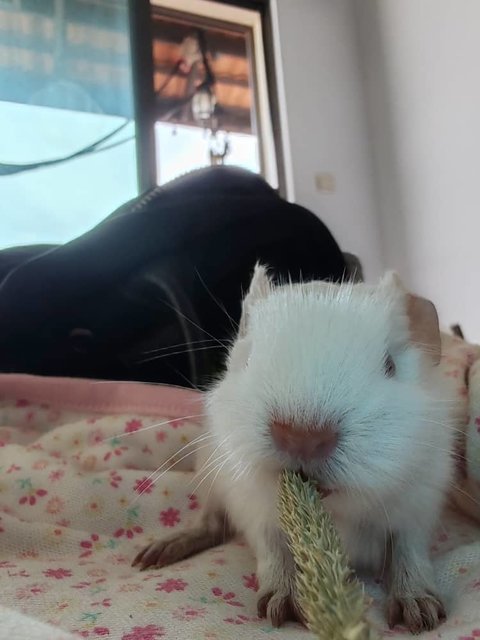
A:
128 0 285 194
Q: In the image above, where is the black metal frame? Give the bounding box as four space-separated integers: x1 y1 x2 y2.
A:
128 0 157 194
128 0 286 197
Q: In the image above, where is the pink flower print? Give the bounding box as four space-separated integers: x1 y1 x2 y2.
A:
121 625 165 640
155 431 166 443
172 605 206 621
56 518 70 528
27 442 44 452
71 581 92 589
7 464 21 474
43 568 72 579
88 429 105 446
134 477 155 495
33 459 49 470
17 478 48 505
114 525 143 539
125 419 143 434
242 573 259 591
46 496 65 515
224 614 257 625
188 494 199 510
142 445 153 455
156 578 188 593
459 631 480 640
9 569 30 578
114 506 143 539
103 437 128 461
91 598 111 608
211 587 244 607
0 561 16 568
16 583 47 599
109 470 122 488
118 584 142 593
19 549 39 560
93 628 110 636
49 469 65 482
159 507 180 527
80 533 102 558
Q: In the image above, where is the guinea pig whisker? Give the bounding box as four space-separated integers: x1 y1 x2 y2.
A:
137 344 226 365
194 267 239 332
446 481 480 509
147 441 213 491
159 296 228 349
141 338 229 356
190 448 231 487
107 413 208 441
129 440 214 504
420 418 467 436
191 452 233 497
414 440 477 466
236 460 253 483
231 455 252 483
129 431 213 498
92 379 201 392
205 456 233 505
189 435 230 485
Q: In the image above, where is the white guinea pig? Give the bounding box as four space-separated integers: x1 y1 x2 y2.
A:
134 265 455 634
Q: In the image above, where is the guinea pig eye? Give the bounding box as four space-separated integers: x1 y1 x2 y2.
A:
384 354 396 378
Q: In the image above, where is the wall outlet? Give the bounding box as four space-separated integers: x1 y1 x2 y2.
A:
315 172 336 193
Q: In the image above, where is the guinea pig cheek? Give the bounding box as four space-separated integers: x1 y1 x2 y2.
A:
270 420 338 464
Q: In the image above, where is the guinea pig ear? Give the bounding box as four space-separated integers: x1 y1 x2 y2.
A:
238 262 272 337
380 271 441 365
406 293 441 366
379 270 408 293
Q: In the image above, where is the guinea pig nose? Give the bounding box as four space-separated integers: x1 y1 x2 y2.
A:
270 420 338 461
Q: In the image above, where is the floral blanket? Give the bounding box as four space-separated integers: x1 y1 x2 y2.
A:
0 333 479 640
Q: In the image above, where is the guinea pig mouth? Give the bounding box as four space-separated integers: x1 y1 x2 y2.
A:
298 469 336 498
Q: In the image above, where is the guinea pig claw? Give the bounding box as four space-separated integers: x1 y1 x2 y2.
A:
257 590 304 628
131 539 179 571
387 592 446 634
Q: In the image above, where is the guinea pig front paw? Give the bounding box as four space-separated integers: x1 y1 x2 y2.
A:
132 527 213 571
257 589 304 628
387 591 446 634
132 534 191 571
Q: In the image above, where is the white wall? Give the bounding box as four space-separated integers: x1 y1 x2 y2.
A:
355 1 480 340
270 0 383 281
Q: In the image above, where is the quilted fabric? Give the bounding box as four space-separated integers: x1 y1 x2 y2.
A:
0 333 479 640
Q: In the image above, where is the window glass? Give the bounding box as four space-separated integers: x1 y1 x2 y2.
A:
0 0 137 249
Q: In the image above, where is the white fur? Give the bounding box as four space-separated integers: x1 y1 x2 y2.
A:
201 268 455 623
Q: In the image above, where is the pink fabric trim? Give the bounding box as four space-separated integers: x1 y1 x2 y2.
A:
0 374 204 417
